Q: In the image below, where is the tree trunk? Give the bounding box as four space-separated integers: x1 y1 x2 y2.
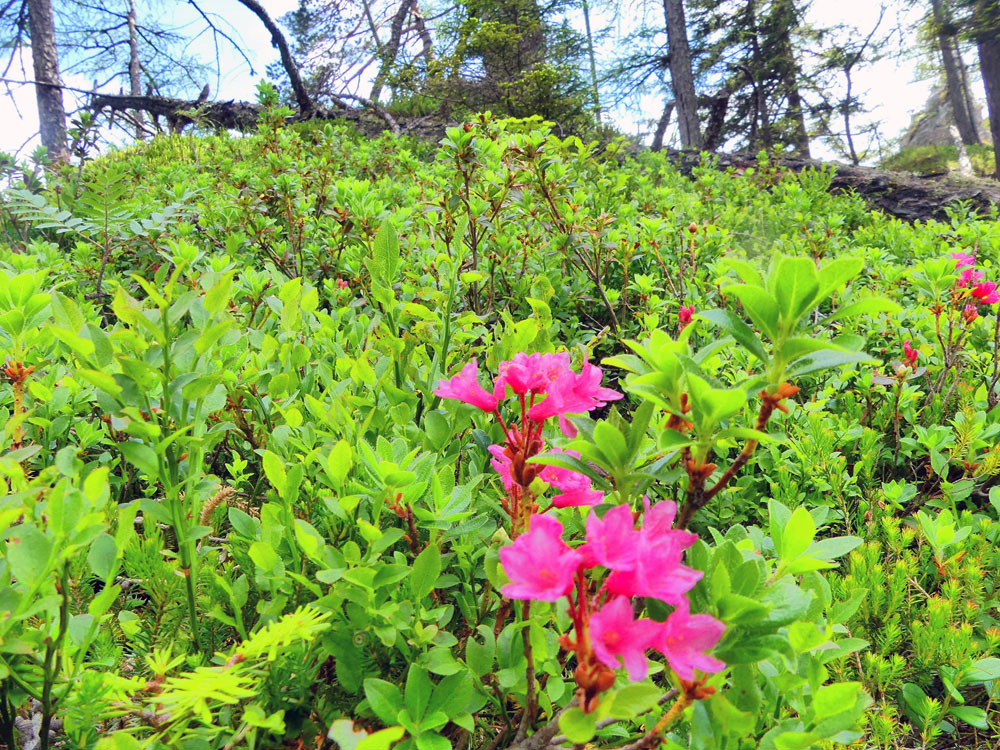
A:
234 0 313 114
127 0 145 139
976 4 1000 178
26 0 67 160
931 0 980 145
651 100 674 150
582 0 601 118
371 0 415 101
661 0 702 149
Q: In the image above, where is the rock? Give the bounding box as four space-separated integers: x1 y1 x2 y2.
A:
900 85 991 148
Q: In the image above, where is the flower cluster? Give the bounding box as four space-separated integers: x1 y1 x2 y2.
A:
500 503 724 712
952 251 998 309
435 353 621 532
902 339 918 368
678 305 694 332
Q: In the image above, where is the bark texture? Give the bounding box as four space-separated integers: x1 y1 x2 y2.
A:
127 0 145 139
975 1 1000 177
235 0 313 114
26 0 67 160
931 0 980 145
662 0 702 149
662 149 1000 221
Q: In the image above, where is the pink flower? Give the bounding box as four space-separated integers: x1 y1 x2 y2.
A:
528 361 622 436
903 340 918 367
958 268 985 288
589 596 663 681
495 352 572 397
605 501 701 604
499 514 581 601
580 504 639 571
488 444 516 493
336 278 350 289
963 304 979 323
652 598 726 681
435 359 500 412
539 449 603 507
679 305 694 330
952 251 976 268
972 281 1000 305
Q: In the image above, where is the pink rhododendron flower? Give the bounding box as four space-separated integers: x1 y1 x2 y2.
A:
488 444 516 493
903 340 918 367
972 281 1000 305
528 361 622 436
964 303 979 323
606 502 701 604
580 503 639 571
539 449 603 507
336 278 349 289
495 352 572 396
952 251 976 268
653 598 726 681
679 305 694 330
958 268 985 288
434 359 500 412
499 514 581 601
589 596 663 681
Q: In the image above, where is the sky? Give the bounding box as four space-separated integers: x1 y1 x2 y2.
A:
0 0 964 164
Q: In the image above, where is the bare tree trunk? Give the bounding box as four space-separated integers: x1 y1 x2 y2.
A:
661 0 702 149
371 0 415 101
26 0 67 160
127 0 145 139
975 1 1000 178
232 0 313 114
843 69 860 165
582 0 601 118
932 0 980 145
411 2 434 64
651 100 674 150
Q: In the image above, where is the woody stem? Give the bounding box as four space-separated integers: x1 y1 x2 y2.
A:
515 600 536 742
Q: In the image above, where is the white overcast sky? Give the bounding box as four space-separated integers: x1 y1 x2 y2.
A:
0 0 961 163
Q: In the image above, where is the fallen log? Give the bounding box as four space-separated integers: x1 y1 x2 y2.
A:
663 150 1000 223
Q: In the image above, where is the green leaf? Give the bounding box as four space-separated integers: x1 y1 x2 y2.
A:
786 349 876 377
606 683 663 719
723 286 780 341
372 219 400 286
774 731 821 750
411 544 441 601
816 257 864 301
6 523 53 586
823 297 901 326
204 272 233 314
593 420 629 468
119 441 159 478
809 536 862 562
465 625 496 677
949 705 988 729
327 440 353 486
363 678 404 725
966 657 1000 683
698 309 769 363
781 507 815 560
558 707 597 744
87 532 118 579
405 665 433 721
773 256 820 325
262 450 287 496
814 682 862 720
